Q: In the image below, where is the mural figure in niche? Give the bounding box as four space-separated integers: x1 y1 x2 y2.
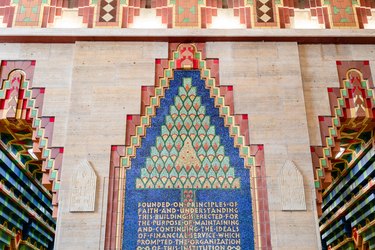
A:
136 79 241 245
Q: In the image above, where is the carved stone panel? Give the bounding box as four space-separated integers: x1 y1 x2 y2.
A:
280 160 306 211
70 160 97 212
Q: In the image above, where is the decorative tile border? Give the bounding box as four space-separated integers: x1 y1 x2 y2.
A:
0 60 64 218
310 61 375 249
105 43 271 249
1 0 375 28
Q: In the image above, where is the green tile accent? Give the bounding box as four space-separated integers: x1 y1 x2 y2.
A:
31 110 37 118
132 137 138 145
204 70 209 77
31 5 39 14
43 149 49 158
342 89 347 97
142 117 148 125
156 88 161 95
22 81 28 88
247 157 254 166
367 90 373 97
218 97 224 105
170 61 175 68
232 126 238 135
318 169 323 177
339 99 344 106
182 18 190 23
227 116 233 125
208 79 214 86
324 148 330 157
122 157 128 166
151 97 157 105
327 138 333 146
161 79 166 86
315 181 320 188
241 146 248 156
237 136 243 145
146 107 152 115
361 81 367 88
330 128 336 136
199 61 205 68
4 81 10 88
34 119 40 127
47 160 53 168
190 6 196 14
27 100 33 108
334 118 339 126
178 6 184 14
345 6 352 14
137 126 143 135
321 159 327 167
333 6 340 14
345 81 351 88
19 5 26 14
127 147 133 155
222 106 229 115
174 52 179 59
340 18 349 23
336 109 342 116
50 171 56 179
166 70 171 78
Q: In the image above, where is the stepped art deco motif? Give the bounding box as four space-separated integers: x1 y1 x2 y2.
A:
1 0 374 28
0 60 64 249
310 61 375 250
105 43 271 250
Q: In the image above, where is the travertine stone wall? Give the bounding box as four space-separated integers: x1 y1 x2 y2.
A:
55 42 167 249
206 42 319 250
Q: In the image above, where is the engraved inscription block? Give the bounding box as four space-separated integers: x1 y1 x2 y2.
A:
70 160 97 212
280 160 307 211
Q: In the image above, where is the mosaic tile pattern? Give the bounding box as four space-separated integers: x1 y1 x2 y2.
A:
310 61 375 249
0 0 375 28
0 60 65 249
0 60 64 218
105 43 271 250
256 0 274 23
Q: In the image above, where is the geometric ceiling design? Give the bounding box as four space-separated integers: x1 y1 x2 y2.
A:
0 0 374 28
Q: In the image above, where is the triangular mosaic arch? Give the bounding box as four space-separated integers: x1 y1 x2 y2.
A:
105 43 271 250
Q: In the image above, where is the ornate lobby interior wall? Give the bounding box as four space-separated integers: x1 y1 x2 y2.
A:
0 41 374 249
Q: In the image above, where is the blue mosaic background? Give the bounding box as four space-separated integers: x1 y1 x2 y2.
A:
123 70 254 249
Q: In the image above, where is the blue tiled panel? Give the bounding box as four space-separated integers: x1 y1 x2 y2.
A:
0 149 55 249
123 70 255 249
